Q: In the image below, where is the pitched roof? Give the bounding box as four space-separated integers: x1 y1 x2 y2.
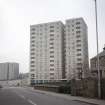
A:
91 50 105 60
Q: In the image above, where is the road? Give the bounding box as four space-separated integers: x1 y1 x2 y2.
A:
0 87 95 105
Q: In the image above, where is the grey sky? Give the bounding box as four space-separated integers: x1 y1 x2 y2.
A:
0 0 105 73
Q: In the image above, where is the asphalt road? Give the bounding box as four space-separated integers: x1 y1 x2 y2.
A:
0 87 95 105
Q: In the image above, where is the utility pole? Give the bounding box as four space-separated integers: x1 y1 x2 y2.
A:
7 63 9 85
94 0 101 98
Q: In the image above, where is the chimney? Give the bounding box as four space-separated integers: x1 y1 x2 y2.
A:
103 44 105 51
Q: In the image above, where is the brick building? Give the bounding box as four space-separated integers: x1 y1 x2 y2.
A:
90 46 105 78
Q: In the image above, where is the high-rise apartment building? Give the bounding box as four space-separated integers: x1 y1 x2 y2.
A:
0 63 8 80
0 62 19 80
8 63 19 80
30 21 65 84
30 18 89 84
65 18 89 79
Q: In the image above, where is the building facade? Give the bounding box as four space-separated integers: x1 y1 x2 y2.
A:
65 18 89 79
0 63 8 80
0 62 19 80
90 47 105 78
30 21 65 84
29 18 89 84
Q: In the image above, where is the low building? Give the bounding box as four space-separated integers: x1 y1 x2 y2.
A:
19 73 30 86
90 46 105 78
0 72 30 87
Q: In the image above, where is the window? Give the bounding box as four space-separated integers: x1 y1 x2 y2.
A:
77 63 82 65
68 29 70 32
57 27 59 29
76 27 80 29
77 68 82 71
50 30 54 32
76 35 81 38
50 68 54 71
77 49 81 51
44 28 47 31
76 31 81 34
31 36 35 39
31 53 35 55
50 73 54 75
31 44 35 47
31 61 35 63
50 26 54 28
76 22 80 25
31 48 35 51
76 44 81 47
40 25 42 27
77 58 82 61
31 69 34 71
50 77 54 79
50 51 54 53
31 32 35 35
50 64 54 66
31 74 35 77
72 33 74 35
31 65 35 67
76 40 81 42
50 38 54 41
50 60 54 62
77 53 81 56
50 34 54 36
31 28 35 31
31 57 35 59
50 55 54 58
50 42 54 45
31 40 35 43
50 47 54 49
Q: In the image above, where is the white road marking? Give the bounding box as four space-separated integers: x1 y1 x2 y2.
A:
18 95 25 99
28 99 37 105
18 94 37 105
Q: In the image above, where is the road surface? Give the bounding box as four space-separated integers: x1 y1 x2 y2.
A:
0 87 96 105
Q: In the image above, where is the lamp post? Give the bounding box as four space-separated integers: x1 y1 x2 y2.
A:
94 0 101 98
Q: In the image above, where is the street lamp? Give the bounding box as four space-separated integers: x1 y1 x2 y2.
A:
93 0 101 98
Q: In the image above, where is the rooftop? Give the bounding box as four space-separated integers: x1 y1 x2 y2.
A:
91 48 105 60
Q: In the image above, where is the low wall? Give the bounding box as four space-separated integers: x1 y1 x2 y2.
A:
0 80 21 86
0 79 29 87
34 85 60 93
34 84 71 94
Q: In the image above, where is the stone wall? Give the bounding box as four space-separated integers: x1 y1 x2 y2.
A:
90 53 105 78
71 78 105 99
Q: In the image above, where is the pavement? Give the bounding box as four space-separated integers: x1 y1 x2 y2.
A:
26 87 105 105
0 87 104 105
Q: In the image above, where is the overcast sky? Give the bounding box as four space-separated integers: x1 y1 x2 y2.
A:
0 0 105 73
